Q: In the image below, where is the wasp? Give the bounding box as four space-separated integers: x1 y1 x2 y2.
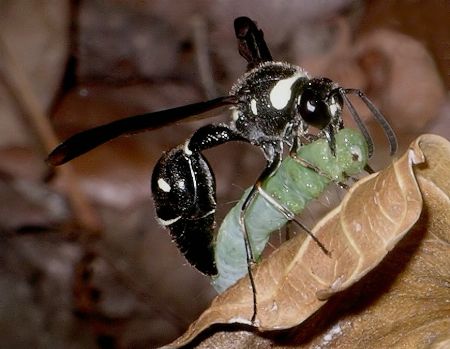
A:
48 17 397 298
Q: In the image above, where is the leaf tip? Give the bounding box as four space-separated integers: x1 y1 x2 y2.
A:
407 147 425 165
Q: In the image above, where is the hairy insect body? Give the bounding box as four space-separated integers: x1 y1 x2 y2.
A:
151 146 218 275
151 61 316 276
230 62 308 146
212 128 369 292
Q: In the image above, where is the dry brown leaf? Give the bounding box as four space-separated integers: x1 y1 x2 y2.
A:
168 134 450 348
162 134 450 349
280 134 450 349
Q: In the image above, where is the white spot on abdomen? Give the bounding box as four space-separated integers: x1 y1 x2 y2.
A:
183 141 192 156
157 178 171 192
269 74 301 110
200 209 215 218
157 216 181 226
250 99 258 115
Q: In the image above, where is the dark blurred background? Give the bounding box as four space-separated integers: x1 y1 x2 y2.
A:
0 1 448 348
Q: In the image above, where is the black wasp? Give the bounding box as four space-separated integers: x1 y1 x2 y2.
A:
48 17 397 282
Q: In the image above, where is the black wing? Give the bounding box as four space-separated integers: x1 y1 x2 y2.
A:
47 96 238 166
48 17 270 166
234 16 273 70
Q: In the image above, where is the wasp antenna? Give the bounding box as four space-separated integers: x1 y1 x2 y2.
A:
364 164 375 174
339 90 374 158
358 91 397 156
345 89 397 156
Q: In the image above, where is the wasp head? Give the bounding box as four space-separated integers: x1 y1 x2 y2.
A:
297 78 343 130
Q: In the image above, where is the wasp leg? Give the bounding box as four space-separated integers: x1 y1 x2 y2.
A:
239 146 332 322
239 149 283 323
324 124 337 157
340 164 375 187
256 186 330 255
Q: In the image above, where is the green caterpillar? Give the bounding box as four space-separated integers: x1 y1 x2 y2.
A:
212 128 369 292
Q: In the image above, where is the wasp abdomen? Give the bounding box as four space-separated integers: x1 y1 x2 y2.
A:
151 147 217 276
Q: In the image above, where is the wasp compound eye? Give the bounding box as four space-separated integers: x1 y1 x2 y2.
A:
298 88 331 130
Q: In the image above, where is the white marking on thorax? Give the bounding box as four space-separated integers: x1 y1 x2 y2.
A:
231 108 239 122
269 74 301 110
157 178 171 192
250 99 258 115
157 216 181 226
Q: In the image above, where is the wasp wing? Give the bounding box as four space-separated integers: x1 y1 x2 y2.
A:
47 96 238 166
